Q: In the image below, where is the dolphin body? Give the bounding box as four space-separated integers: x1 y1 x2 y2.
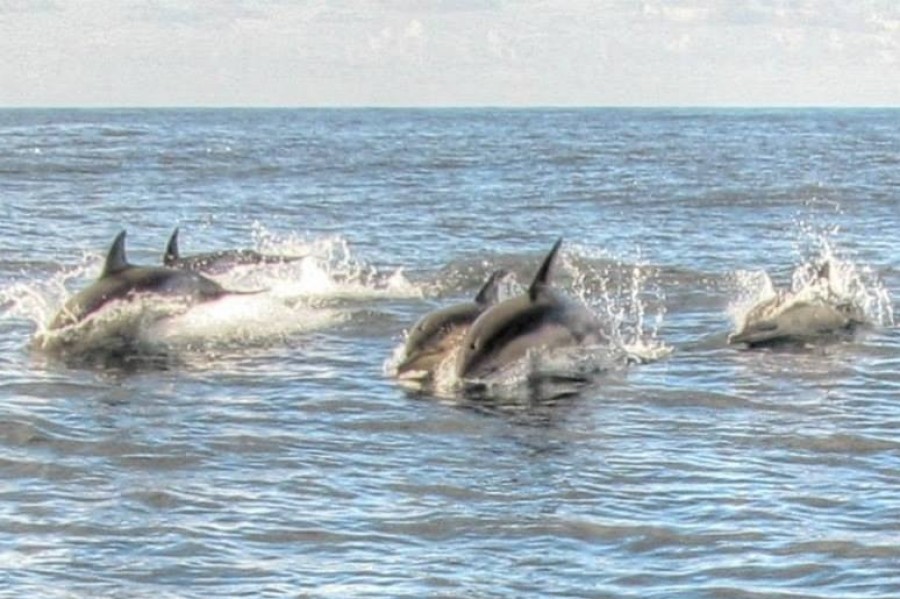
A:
455 239 605 380
163 228 304 274
396 269 508 379
50 231 232 330
728 262 865 347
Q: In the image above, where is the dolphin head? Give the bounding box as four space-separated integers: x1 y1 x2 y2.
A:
454 238 603 379
455 293 566 379
396 269 509 377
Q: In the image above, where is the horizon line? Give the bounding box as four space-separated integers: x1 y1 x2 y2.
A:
0 103 898 111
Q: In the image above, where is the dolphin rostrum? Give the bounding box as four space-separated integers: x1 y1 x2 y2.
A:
455 238 605 380
396 269 509 379
50 231 234 330
728 262 865 347
163 228 304 274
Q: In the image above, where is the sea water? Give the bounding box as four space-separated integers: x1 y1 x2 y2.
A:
1 108 899 597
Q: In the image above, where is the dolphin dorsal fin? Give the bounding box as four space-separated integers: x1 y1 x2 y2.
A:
101 230 130 277
164 227 180 265
528 238 563 301
474 269 508 305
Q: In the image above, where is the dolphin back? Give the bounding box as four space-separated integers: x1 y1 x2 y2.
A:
49 230 232 330
729 261 866 347
164 228 304 274
50 267 229 330
729 300 860 346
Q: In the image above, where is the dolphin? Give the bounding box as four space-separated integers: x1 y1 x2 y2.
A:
396 269 509 379
50 231 235 330
728 262 865 347
163 228 304 274
455 239 605 380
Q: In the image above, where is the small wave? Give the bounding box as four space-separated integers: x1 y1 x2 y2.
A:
98 125 150 139
142 294 340 349
31 293 195 359
26 291 345 368
0 257 96 331
241 225 422 300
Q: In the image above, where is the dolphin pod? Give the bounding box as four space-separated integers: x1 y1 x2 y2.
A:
49 231 250 330
397 239 873 387
164 227 305 274
45 230 875 390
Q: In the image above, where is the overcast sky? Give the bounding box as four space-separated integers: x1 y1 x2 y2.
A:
1 0 898 107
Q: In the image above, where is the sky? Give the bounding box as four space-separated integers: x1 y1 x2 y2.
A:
1 0 898 107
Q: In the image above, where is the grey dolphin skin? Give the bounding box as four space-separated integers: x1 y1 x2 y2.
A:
396 269 509 378
728 262 865 347
455 238 605 380
164 228 304 274
50 231 230 330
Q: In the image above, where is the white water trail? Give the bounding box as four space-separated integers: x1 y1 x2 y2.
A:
1 233 426 359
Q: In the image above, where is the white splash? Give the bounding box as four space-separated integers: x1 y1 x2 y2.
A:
728 268 778 328
221 227 422 301
141 294 339 349
1 256 98 337
565 244 672 362
32 293 195 355
2 231 427 360
729 228 893 330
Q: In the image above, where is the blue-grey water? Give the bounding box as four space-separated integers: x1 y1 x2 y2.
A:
1 108 899 598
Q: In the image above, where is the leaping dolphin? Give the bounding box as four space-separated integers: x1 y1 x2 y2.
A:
163 228 305 274
50 231 236 330
455 239 605 380
396 269 509 379
728 262 865 347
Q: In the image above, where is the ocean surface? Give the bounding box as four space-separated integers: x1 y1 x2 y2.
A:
1 108 899 598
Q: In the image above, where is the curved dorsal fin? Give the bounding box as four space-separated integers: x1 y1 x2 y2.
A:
528 238 563 301
474 269 508 305
101 230 130 278
164 227 180 265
